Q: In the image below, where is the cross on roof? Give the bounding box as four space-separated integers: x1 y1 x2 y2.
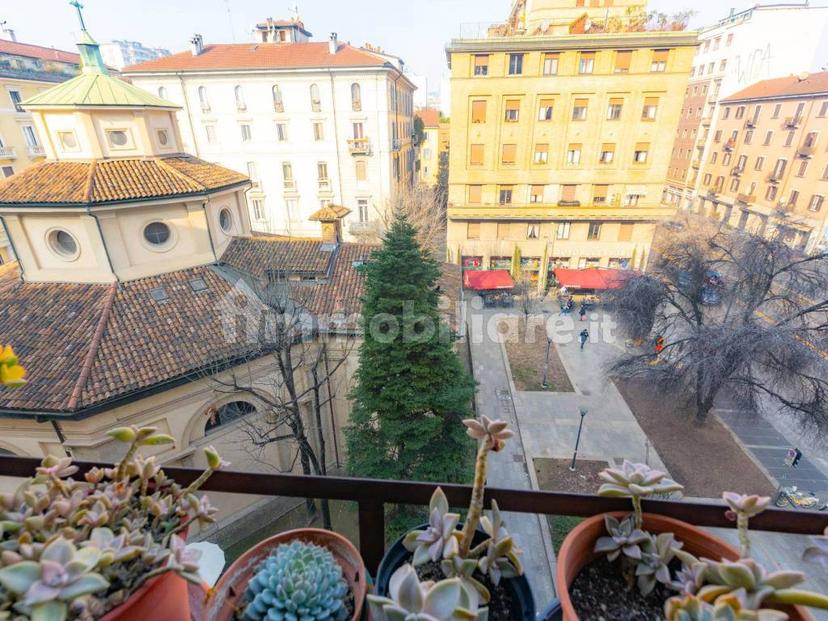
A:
69 0 86 31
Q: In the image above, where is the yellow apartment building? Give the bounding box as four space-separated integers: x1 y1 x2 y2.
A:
445 3 696 289
696 71 828 254
0 37 80 262
416 107 449 186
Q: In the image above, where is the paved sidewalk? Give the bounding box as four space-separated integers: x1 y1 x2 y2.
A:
468 308 556 607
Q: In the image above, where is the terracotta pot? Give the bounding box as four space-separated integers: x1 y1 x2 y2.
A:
205 528 367 621
100 572 191 621
555 512 811 621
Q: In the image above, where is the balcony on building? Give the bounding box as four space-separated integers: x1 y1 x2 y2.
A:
391 138 402 152
723 138 736 152
766 173 782 185
348 138 372 155
731 166 743 177
797 144 814 159
557 200 582 207
349 219 380 236
27 144 46 158
0 146 16 160
318 179 332 193
736 193 756 204
784 116 802 129
744 118 757 129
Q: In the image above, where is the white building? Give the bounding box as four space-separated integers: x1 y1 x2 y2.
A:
665 3 828 209
99 40 170 71
123 21 416 240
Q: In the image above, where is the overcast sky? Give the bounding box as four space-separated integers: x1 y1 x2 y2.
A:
9 0 768 87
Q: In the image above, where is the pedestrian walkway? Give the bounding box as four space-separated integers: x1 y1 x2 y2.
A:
468 307 556 606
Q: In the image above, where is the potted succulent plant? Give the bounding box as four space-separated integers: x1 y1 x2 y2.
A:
375 416 535 621
204 528 367 621
556 461 828 621
0 425 226 621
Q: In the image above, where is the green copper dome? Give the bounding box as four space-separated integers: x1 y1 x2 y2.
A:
22 1 178 110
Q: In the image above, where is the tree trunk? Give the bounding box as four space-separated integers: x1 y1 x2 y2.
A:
694 368 708 424
311 361 332 530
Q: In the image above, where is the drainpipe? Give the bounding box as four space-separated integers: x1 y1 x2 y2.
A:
327 70 345 206
202 201 218 262
177 72 200 157
0 216 23 282
50 420 72 457
87 209 119 283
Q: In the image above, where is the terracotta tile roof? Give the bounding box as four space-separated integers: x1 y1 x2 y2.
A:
416 108 441 128
0 238 463 415
723 71 828 102
122 42 389 73
0 156 248 206
0 39 80 65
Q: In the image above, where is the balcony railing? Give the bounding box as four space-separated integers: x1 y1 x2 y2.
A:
557 200 581 207
744 118 757 129
391 138 402 151
348 138 371 155
736 193 756 204
723 138 736 151
0 456 824 572
797 144 814 158
731 166 743 176
783 116 801 129
349 220 380 236
0 146 16 159
767 173 782 184
26 144 45 157
318 179 332 192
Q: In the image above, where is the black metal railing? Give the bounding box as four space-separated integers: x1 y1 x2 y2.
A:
0 456 826 572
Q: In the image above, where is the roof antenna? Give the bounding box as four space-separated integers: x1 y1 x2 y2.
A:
224 0 236 42
289 3 300 21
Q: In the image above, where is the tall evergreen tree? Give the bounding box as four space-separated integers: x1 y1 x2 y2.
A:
345 214 474 483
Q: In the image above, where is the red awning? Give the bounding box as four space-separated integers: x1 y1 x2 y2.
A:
463 269 515 291
553 268 633 290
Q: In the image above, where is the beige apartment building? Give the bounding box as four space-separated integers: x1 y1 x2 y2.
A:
446 0 696 288
697 71 828 254
415 107 449 186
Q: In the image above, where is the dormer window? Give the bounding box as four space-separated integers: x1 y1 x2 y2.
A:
47 229 79 260
58 131 79 152
157 129 169 146
143 221 171 246
219 208 233 233
106 129 131 149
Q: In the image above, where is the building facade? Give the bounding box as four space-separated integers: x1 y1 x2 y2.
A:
664 3 828 211
99 39 170 71
446 1 696 288
696 72 828 254
415 107 449 186
0 38 82 262
123 21 416 240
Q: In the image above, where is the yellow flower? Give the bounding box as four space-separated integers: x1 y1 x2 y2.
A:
0 345 26 388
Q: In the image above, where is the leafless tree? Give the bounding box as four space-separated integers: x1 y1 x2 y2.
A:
514 272 543 326
608 214 828 431
352 183 447 258
208 274 355 528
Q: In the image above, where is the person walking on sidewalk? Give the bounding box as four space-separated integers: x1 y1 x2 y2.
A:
579 328 589 350
579 304 587 321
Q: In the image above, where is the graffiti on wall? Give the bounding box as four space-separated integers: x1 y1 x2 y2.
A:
732 43 775 87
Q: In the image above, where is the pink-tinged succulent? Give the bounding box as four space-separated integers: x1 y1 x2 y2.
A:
403 488 461 564
477 501 523 586
722 493 770 520
166 535 201 584
462 416 514 452
594 514 651 562
598 460 684 499
636 533 684 596
35 456 78 480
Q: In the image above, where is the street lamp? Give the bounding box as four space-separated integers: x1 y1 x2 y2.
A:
569 407 588 471
542 335 552 389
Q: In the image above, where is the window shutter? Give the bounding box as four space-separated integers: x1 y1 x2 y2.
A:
468 185 482 203
615 51 632 71
470 144 484 165
653 49 669 62
471 100 486 123
502 143 517 163
562 184 577 201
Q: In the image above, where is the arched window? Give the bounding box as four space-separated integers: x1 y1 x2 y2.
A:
205 401 256 434
158 86 168 100
198 86 209 111
351 82 361 112
272 84 284 112
234 85 246 110
310 83 321 112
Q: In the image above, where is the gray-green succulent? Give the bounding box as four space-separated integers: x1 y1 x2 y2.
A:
242 540 349 621
367 563 488 621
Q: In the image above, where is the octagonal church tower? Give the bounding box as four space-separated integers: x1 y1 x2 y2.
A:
0 10 252 283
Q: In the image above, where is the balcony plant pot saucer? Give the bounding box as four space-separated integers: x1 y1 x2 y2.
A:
205 528 367 621
99 572 191 621
556 512 811 621
375 523 535 621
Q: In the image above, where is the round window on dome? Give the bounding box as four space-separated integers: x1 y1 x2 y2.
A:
157 129 169 146
107 130 129 148
143 222 171 246
58 131 78 151
48 229 79 259
219 208 233 233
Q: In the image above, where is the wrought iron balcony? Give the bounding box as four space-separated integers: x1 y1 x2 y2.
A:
26 144 45 157
783 116 802 129
723 138 736 152
0 146 16 159
0 456 823 574
744 118 757 129
736 193 756 204
797 144 814 159
767 173 782 184
731 166 743 176
348 138 372 155
349 220 380 236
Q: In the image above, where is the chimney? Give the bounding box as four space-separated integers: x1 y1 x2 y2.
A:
0 22 16 42
328 32 338 54
309 204 351 244
190 34 204 56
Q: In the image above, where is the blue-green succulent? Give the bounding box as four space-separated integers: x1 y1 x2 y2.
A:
243 540 350 621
